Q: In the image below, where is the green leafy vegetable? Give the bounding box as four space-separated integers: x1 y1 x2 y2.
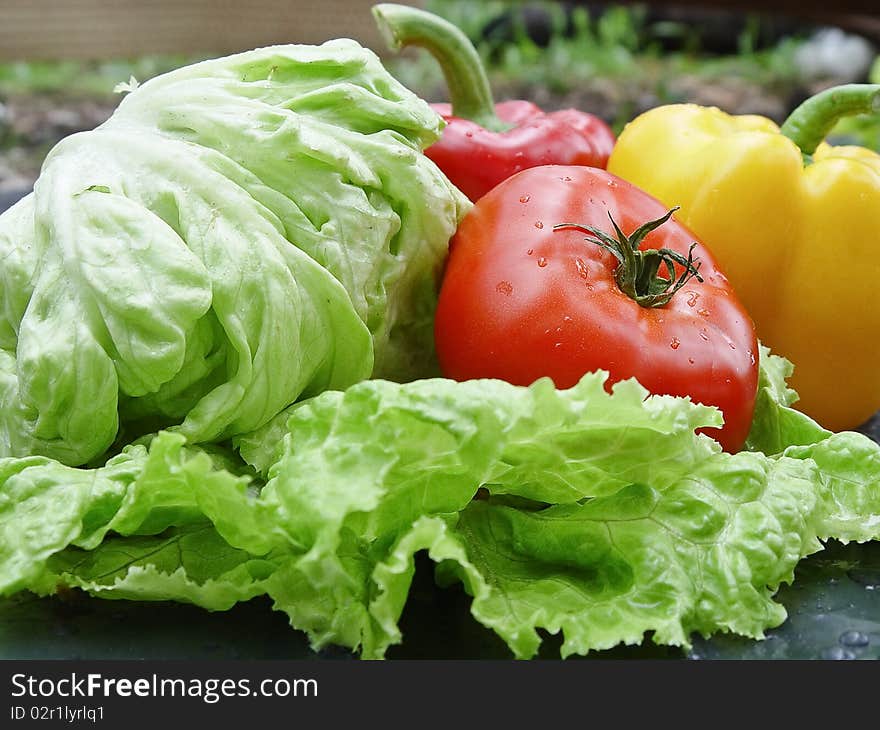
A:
36 525 276 611
745 345 830 454
0 431 260 596
446 457 822 658
0 40 468 466
232 362 864 658
784 433 880 544
11 350 877 660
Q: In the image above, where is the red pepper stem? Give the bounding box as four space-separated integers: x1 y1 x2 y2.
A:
372 3 511 132
780 83 880 158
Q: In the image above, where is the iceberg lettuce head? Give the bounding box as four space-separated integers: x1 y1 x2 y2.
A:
0 40 468 465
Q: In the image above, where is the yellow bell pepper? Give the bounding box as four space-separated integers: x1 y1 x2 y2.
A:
608 84 880 431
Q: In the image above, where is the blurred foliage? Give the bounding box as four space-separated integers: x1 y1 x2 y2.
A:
387 1 806 92
0 1 876 152
0 56 205 99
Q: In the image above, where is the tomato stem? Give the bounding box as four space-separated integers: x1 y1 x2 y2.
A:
554 208 703 308
372 3 511 132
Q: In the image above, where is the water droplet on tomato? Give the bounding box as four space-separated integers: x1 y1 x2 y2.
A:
697 308 710 317
699 329 709 341
527 249 534 256
670 338 680 350
686 291 700 307
563 315 573 323
515 151 524 158
554 342 562 349
534 220 544 229
496 281 513 296
688 357 695 365
537 257 548 267
728 342 736 350
564 176 572 181
465 131 474 138
575 258 589 279
519 194 531 203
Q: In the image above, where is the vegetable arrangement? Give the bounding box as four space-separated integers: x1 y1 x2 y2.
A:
1 6 880 660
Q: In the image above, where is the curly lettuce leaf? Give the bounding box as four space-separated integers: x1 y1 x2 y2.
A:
783 432 880 544
3 364 879 660
746 346 830 454
443 453 823 658
34 525 276 611
0 431 261 596
745 347 880 540
241 372 880 658
239 374 723 498
227 373 832 658
234 373 727 656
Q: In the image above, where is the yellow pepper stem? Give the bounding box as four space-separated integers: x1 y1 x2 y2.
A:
781 83 880 158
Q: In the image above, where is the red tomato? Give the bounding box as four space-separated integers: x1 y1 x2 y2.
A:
434 166 759 452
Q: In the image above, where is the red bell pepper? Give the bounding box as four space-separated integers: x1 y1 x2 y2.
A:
373 3 616 201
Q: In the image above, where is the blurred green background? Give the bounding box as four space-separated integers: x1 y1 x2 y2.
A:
0 1 878 196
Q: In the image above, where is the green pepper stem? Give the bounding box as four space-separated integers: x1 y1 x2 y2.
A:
372 3 510 132
780 83 880 157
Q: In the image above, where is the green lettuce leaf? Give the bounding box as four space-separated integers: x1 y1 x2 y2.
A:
233 373 728 656
0 40 468 466
746 346 830 454
3 356 879 660
0 431 262 596
236 370 879 658
227 372 835 658
443 453 823 658
239 374 723 495
33 524 276 611
783 432 880 544
745 347 880 541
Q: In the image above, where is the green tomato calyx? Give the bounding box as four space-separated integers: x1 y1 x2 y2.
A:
554 207 703 308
